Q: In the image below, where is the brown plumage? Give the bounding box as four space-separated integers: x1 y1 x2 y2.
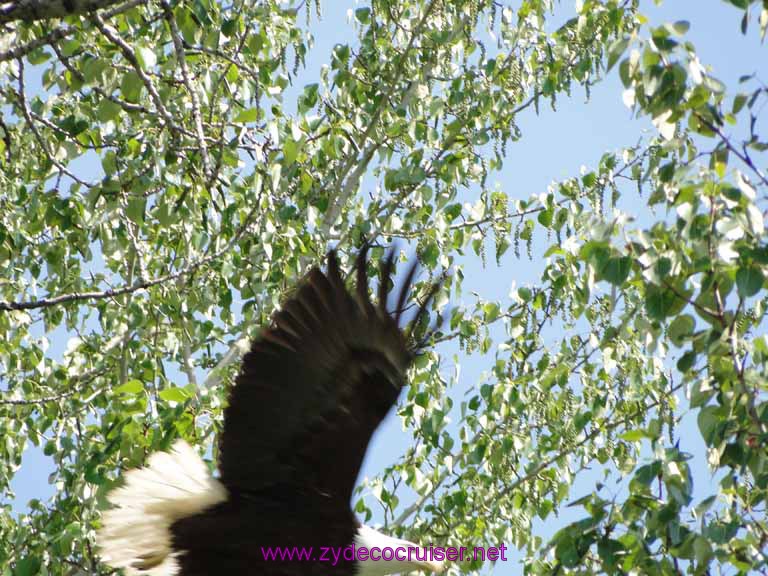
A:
97 246 444 576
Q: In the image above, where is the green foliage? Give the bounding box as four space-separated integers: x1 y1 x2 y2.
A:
0 0 766 575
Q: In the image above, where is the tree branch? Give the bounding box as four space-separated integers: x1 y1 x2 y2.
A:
91 12 178 133
695 111 768 188
0 0 123 23
0 0 146 60
200 337 251 390
160 0 211 181
15 58 96 187
0 202 262 311
0 365 108 405
392 379 685 529
318 0 439 237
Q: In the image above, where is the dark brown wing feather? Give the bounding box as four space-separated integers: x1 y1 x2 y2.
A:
216 246 432 504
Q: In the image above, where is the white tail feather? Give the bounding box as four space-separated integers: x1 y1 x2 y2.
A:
96 440 227 576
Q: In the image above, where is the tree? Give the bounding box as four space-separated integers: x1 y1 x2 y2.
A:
0 0 766 574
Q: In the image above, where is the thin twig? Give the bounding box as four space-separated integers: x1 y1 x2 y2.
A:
0 366 108 405
161 0 212 180
318 0 440 237
0 0 148 62
0 202 262 311
50 41 148 114
695 112 768 188
15 58 96 187
91 12 178 132
393 379 685 529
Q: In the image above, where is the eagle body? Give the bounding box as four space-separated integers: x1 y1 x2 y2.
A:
97 248 443 576
170 488 357 576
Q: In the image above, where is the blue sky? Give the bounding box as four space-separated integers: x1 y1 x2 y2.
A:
8 1 767 574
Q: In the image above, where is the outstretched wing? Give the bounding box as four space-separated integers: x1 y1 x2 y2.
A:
217 246 438 504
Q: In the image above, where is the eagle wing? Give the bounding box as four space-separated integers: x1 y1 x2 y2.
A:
217 247 438 504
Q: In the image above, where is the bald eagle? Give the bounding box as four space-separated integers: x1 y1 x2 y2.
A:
97 247 445 576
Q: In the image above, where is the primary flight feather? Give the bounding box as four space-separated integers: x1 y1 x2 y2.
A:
97 247 444 576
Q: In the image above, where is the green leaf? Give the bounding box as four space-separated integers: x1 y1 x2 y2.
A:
298 83 319 112
120 71 143 103
27 48 51 66
620 429 646 442
355 7 371 24
733 93 748 114
668 314 695 347
554 531 581 567
234 108 260 123
126 197 146 224
14 556 41 576
102 150 118 176
159 387 191 403
736 265 764 298
671 20 690 35
600 256 632 286
597 538 625 570
482 302 500 323
115 379 144 395
136 45 158 70
695 495 717 517
469 440 487 464
694 535 713 565
690 378 715 408
634 460 661 485
697 406 723 446
606 36 629 72
82 57 108 83
677 350 697 373
97 99 123 123
645 286 679 320
283 139 299 165
420 241 440 267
